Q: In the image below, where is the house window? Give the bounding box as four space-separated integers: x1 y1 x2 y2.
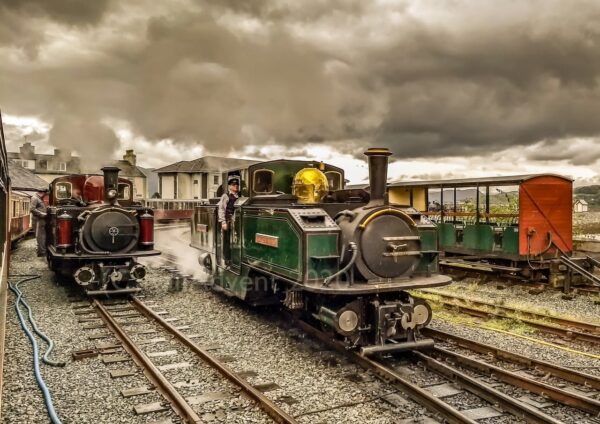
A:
213 175 219 185
49 162 67 171
193 180 198 185
13 159 35 170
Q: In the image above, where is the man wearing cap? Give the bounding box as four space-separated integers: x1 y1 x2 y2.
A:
30 187 49 257
217 176 240 265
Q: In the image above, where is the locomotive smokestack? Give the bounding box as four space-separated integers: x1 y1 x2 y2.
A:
364 148 392 205
101 166 121 204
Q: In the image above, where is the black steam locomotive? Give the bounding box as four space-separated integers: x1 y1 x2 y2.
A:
191 148 452 355
46 167 160 295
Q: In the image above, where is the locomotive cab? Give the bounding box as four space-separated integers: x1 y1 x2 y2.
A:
46 167 160 295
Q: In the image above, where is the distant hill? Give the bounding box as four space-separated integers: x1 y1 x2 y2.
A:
428 188 517 205
575 185 600 209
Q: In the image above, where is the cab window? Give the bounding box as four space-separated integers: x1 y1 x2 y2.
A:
55 182 72 200
253 169 274 194
118 183 131 200
325 171 342 191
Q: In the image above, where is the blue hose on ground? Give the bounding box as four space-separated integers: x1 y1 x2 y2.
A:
9 276 63 424
11 277 66 367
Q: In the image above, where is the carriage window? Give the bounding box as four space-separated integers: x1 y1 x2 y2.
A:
253 169 274 194
118 183 130 200
325 171 342 190
55 182 72 200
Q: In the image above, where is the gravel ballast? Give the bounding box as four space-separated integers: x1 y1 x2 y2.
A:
1 237 428 423
4 232 599 423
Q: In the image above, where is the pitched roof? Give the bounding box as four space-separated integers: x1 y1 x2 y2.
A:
155 156 259 174
8 162 49 191
574 199 588 205
81 160 146 178
389 174 572 188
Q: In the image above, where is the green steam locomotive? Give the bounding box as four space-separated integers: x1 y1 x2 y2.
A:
191 148 451 355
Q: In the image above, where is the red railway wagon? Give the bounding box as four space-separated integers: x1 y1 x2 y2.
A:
388 174 591 288
9 190 32 243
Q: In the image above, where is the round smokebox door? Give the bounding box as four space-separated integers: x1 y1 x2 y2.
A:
360 213 420 279
88 211 138 252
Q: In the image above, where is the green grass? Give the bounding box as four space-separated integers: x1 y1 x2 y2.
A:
481 318 534 335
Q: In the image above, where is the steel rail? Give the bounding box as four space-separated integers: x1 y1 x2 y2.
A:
92 300 202 424
424 328 600 390
431 300 600 345
294 319 477 424
418 289 600 333
428 346 600 416
417 291 600 345
131 297 298 424
412 351 563 424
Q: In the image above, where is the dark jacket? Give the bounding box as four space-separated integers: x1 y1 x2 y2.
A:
217 191 239 223
30 194 47 222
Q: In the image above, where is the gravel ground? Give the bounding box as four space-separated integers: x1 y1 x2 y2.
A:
427 315 600 376
138 264 427 424
421 277 600 323
1 236 431 423
2 238 162 423
4 231 599 423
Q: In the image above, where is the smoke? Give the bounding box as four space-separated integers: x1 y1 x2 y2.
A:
2 0 600 166
147 225 207 280
48 115 120 171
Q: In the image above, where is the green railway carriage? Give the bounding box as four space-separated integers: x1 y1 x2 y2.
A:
388 175 594 288
191 148 451 355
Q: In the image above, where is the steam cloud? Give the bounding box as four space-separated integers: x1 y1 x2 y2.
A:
2 0 600 165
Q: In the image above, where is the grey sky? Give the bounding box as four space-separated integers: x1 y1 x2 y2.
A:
1 0 600 182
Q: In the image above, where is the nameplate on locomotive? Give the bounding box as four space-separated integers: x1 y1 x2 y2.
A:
196 224 208 233
255 233 279 248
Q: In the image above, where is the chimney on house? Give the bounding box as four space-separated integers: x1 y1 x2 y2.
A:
123 149 136 166
19 142 35 159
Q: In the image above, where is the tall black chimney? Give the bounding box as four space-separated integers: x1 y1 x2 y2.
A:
364 148 392 205
102 166 121 204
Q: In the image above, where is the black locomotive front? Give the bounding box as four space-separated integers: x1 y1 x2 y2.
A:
47 167 160 295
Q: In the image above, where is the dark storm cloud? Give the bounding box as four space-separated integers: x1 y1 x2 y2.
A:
2 0 600 165
525 139 600 166
0 0 112 56
1 0 111 25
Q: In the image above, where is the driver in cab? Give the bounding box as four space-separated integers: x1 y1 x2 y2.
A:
217 176 240 265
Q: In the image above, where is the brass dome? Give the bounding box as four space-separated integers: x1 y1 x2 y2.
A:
292 167 329 204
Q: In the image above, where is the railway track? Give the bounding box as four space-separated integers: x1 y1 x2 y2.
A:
442 265 600 296
415 289 600 345
294 319 594 423
423 328 600 416
80 296 298 424
297 321 584 424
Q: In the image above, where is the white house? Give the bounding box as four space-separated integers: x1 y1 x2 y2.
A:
154 156 258 200
573 198 589 213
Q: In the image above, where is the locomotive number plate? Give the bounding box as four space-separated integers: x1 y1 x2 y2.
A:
196 224 208 233
255 233 279 248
